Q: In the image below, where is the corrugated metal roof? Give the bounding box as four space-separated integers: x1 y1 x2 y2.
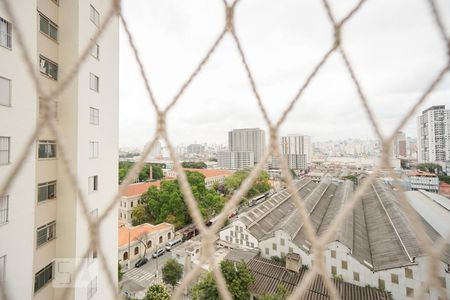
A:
246 256 390 300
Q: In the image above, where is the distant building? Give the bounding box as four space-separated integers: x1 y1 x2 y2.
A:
118 223 174 267
281 135 312 170
148 140 162 158
408 170 439 193
120 181 161 224
417 105 450 162
218 151 254 170
165 168 232 189
228 128 265 164
394 131 407 158
187 143 204 155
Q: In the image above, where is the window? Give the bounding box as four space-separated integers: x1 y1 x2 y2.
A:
87 276 97 299
168 232 171 240
272 243 277 251
0 137 10 165
265 248 269 255
251 242 254 248
37 221 56 247
39 100 58 119
90 5 100 26
0 17 12 49
341 260 348 270
90 42 99 59
353 272 359 282
0 255 5 282
39 56 58 80
123 252 128 261
89 107 99 125
438 276 446 288
39 13 57 41
0 196 8 225
147 241 152 248
405 268 413 279
331 265 337 275
134 247 139 255
289 247 293 253
88 246 97 264
330 250 336 258
159 236 163 244
89 141 99 158
88 175 98 193
391 273 399 284
38 181 56 202
89 73 99 91
34 262 53 293
406 287 414 297
38 140 56 159
280 238 285 246
378 279 385 290
0 77 11 106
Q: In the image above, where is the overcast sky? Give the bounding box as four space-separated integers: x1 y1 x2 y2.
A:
118 0 450 148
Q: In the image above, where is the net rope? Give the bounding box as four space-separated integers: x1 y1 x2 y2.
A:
0 0 449 299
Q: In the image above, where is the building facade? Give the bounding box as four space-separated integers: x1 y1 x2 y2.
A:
0 1 119 299
120 181 161 225
228 128 265 164
408 171 439 193
281 135 312 170
417 105 450 163
218 151 254 170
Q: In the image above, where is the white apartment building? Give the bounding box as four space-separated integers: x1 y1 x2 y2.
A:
408 170 439 193
0 1 118 299
417 105 450 163
281 135 312 170
228 128 265 164
218 151 254 170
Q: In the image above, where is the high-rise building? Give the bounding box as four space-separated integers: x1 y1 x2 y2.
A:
393 131 407 158
417 105 450 163
281 135 312 170
228 128 265 164
218 151 254 169
0 2 118 299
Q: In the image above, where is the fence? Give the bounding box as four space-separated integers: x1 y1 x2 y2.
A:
0 0 449 299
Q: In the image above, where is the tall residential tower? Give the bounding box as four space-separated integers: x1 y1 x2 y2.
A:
0 1 118 299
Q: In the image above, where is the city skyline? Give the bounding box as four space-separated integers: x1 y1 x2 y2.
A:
119 0 450 148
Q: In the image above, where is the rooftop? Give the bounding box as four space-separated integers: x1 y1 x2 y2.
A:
121 181 161 197
183 168 233 178
118 223 172 247
408 170 437 177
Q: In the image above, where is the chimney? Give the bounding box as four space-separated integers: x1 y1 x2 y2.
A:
285 252 301 273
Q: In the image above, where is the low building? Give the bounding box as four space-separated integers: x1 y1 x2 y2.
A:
164 168 232 189
119 181 161 224
118 223 174 268
220 177 450 300
408 170 439 193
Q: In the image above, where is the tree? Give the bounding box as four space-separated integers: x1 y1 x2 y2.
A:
162 258 183 289
342 175 357 184
136 233 151 258
151 165 164 180
223 169 271 199
416 163 443 174
260 285 288 300
191 260 254 300
145 284 170 300
182 161 207 169
439 175 450 184
131 204 149 226
118 263 124 282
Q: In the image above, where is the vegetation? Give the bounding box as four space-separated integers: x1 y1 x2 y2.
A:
439 175 450 184
221 169 271 199
133 171 225 229
260 285 288 300
182 161 207 169
118 263 124 282
270 256 286 265
342 175 358 184
119 152 140 158
144 284 170 300
191 260 255 300
332 274 344 281
119 162 164 183
162 259 183 289
416 163 443 174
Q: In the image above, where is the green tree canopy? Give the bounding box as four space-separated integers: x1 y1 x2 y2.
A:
137 171 225 229
119 162 165 183
223 169 271 199
144 284 170 300
162 258 183 289
182 161 207 169
131 204 150 226
260 285 288 300
191 260 255 300
416 163 443 174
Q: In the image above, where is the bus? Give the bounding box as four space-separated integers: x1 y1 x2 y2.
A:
248 192 270 207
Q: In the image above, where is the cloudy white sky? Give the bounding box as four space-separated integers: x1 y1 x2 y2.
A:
119 0 450 148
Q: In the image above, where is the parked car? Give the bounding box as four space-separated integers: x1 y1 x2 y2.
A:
152 248 165 258
165 238 183 251
134 257 148 268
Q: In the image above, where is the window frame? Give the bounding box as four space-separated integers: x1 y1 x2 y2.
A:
89 5 100 26
89 141 99 159
34 262 54 293
37 140 57 160
89 73 99 92
37 181 57 203
38 12 58 42
0 137 10 165
36 221 56 248
0 76 11 107
87 276 98 299
89 107 99 125
90 42 99 60
0 17 12 49
88 175 98 193
39 55 58 80
0 195 8 225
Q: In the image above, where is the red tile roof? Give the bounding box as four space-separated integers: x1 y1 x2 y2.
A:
183 168 232 178
118 223 172 247
121 181 161 197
